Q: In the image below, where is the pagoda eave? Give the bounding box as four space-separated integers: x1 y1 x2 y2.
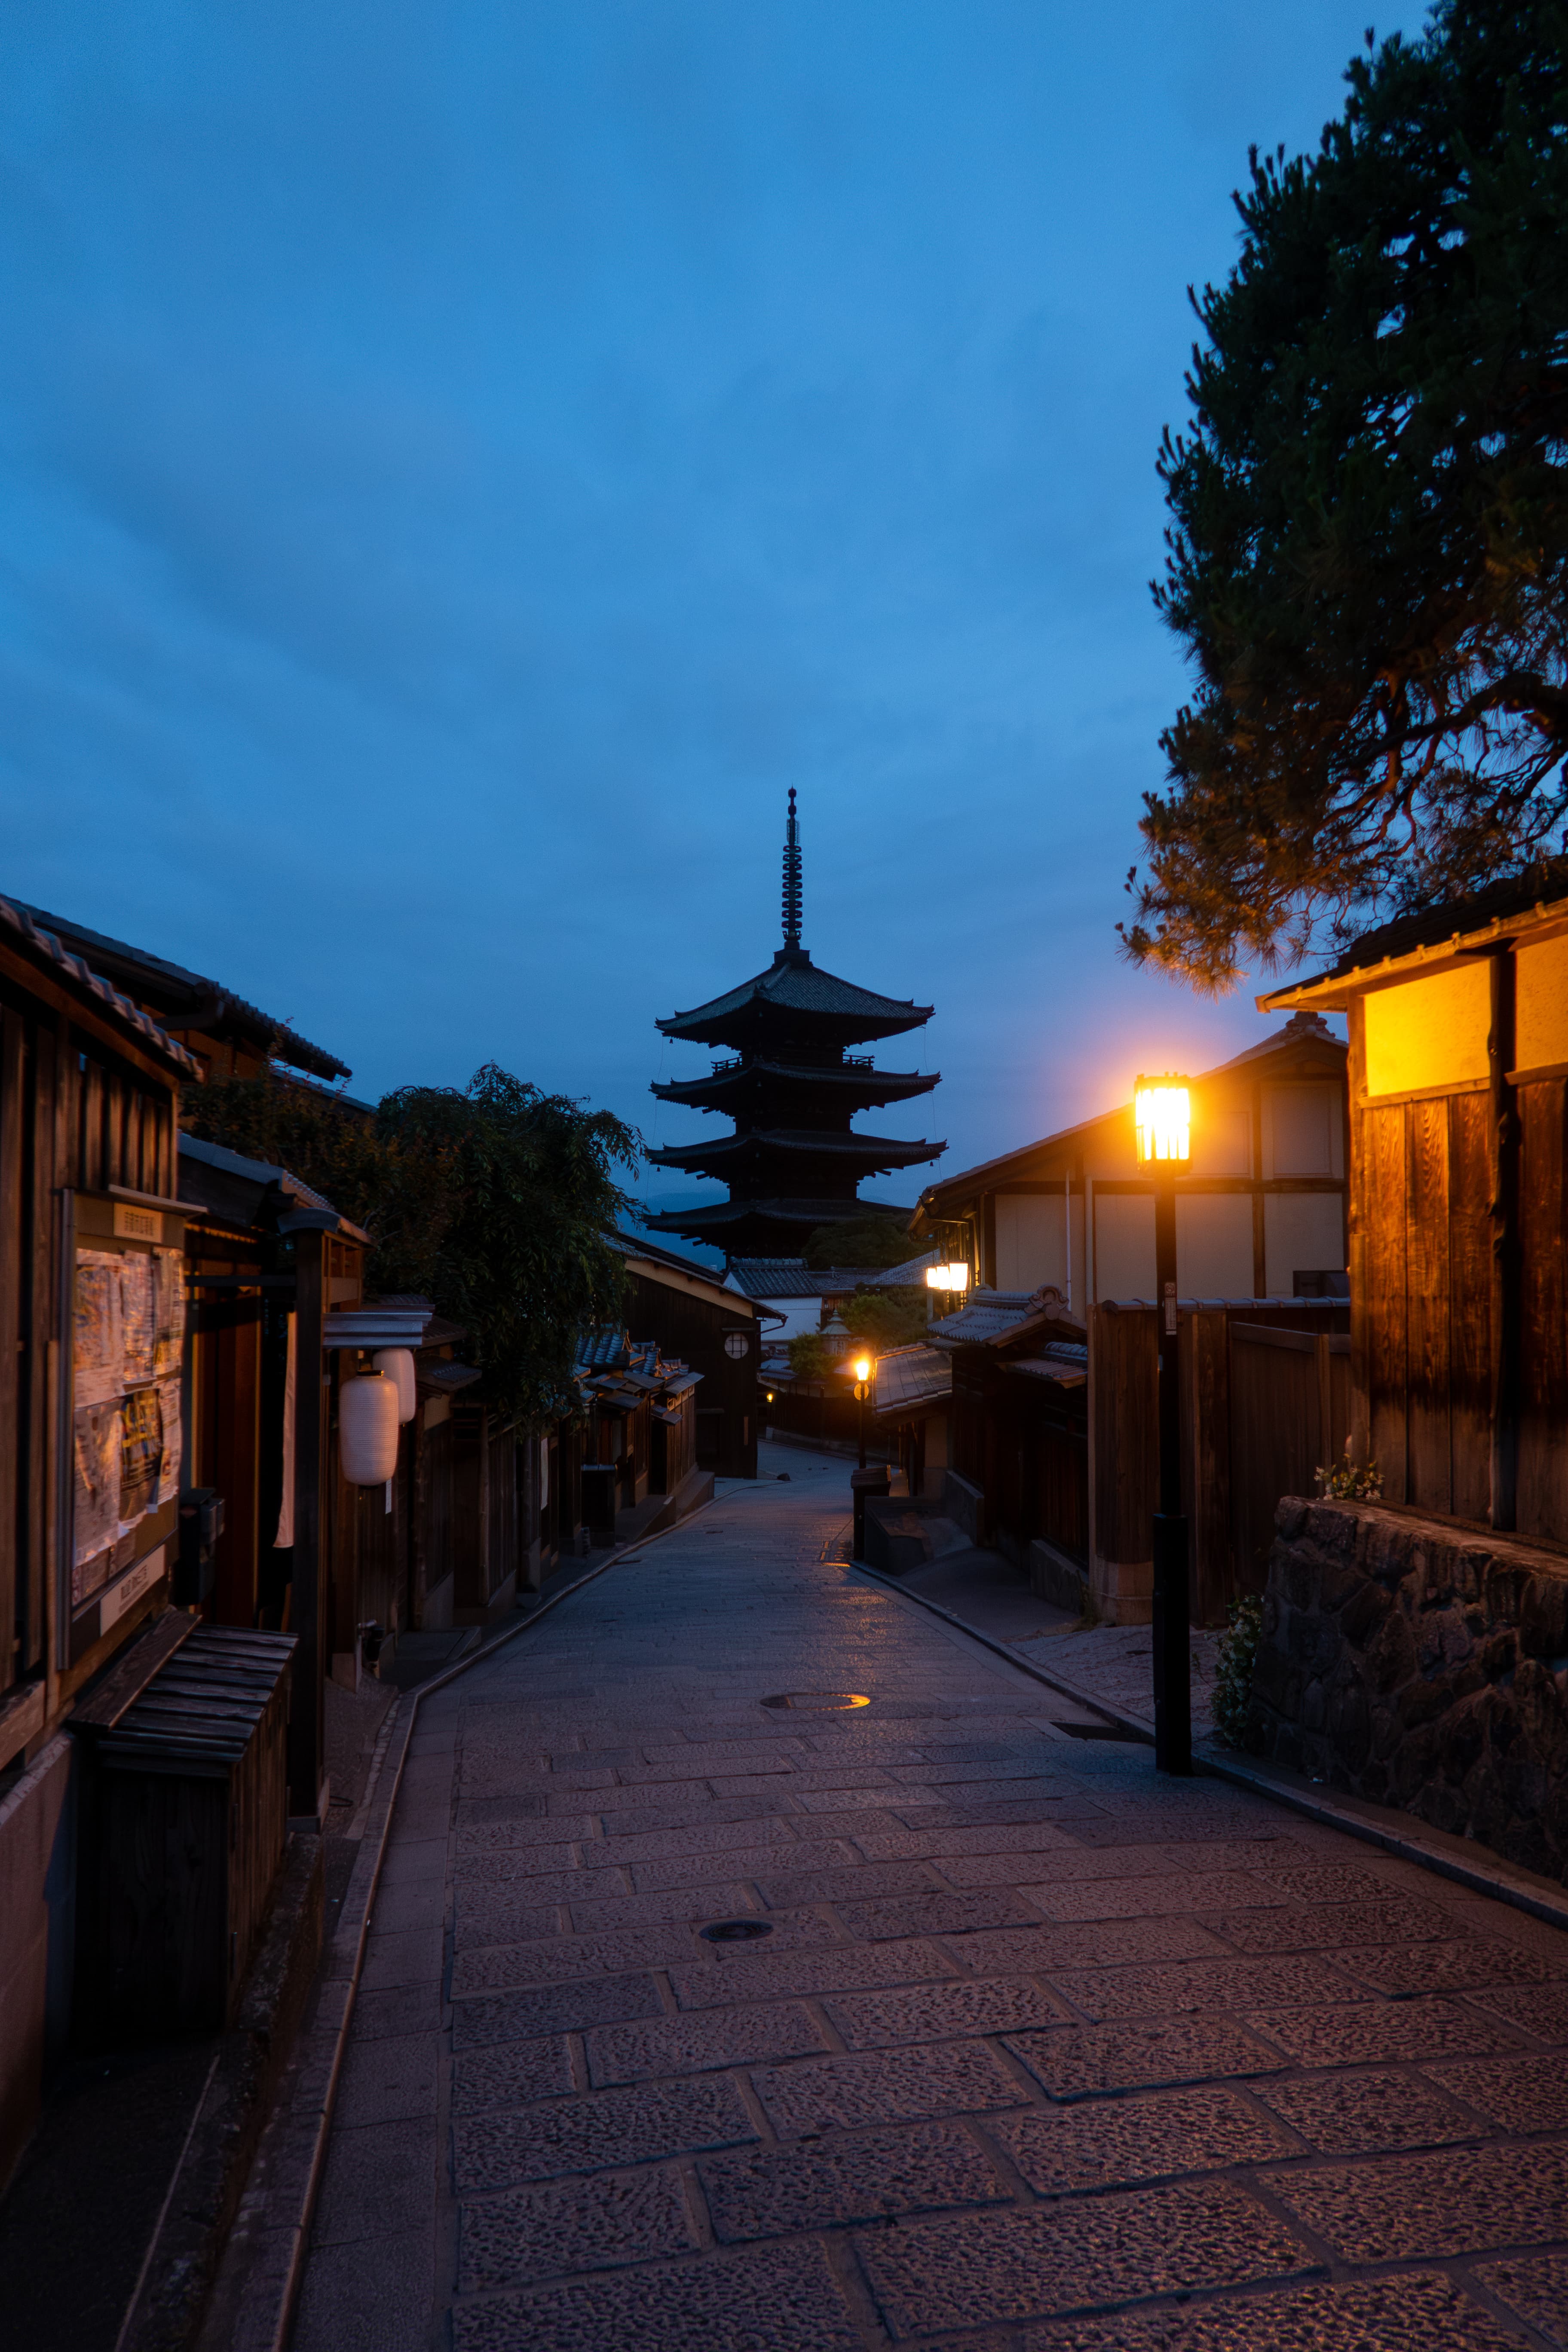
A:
650 1063 939 1114
644 1133 944 1179
642 1193 916 1253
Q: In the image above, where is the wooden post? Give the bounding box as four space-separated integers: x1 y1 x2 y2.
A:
285 1220 328 1818
1250 1082 1267 1297
1152 1174 1191 1773
1314 1332 1334 1473
1488 948 1519 1531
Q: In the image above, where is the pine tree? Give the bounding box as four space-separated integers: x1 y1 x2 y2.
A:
1125 2 1568 992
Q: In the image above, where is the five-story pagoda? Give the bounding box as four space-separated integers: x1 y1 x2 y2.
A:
645 793 942 1257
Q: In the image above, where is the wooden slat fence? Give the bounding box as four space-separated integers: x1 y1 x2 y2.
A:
1230 1323 1352 1595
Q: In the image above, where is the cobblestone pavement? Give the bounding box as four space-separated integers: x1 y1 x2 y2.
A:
291 1448 1568 2352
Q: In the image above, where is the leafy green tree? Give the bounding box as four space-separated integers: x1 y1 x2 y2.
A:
842 1285 929 1350
802 1213 919 1270
1125 1 1568 992
186 1063 637 1421
786 1331 833 1380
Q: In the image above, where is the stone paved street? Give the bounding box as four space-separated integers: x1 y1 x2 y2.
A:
291 1448 1568 2352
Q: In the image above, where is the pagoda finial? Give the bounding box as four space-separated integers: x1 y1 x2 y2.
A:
782 787 802 950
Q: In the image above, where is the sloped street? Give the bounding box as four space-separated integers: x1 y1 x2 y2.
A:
290 1450 1568 2352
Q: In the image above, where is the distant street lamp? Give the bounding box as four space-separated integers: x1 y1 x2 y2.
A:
1134 1073 1193 1776
853 1352 873 1469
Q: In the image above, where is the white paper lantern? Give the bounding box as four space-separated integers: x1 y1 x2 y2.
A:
340 1371 400 1485
373 1347 417 1424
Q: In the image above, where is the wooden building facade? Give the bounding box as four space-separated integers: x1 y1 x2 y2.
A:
927 1284 1351 1626
619 1234 767 1479
1261 873 1568 1542
0 899 202 2185
910 1015 1350 1308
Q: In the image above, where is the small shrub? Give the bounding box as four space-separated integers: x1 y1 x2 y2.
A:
1212 1594 1265 1749
1315 1439 1383 1501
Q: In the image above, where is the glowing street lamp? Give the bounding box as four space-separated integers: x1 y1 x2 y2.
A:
1135 1072 1192 1776
852 1352 873 1467
925 1260 970 1298
1134 1078 1191 1169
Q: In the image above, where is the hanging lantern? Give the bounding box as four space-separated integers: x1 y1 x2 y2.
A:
340 1370 400 1485
373 1347 417 1424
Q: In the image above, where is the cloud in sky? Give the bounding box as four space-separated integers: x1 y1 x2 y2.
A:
0 2 1409 1201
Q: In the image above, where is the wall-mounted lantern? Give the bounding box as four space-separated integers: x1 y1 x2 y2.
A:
373 1347 418 1424
340 1370 400 1486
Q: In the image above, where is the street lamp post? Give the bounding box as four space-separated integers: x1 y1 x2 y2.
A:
1135 1074 1193 1777
853 1354 872 1469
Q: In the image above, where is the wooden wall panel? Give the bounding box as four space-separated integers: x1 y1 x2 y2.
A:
1516 1077 1568 1542
1447 1090 1494 1523
1363 1104 1409 1500
1405 1095 1452 1515
26 1022 58 1672
1229 1325 1320 1594
1090 1307 1156 1569
80 1058 103 1191
0 1010 22 1693
1183 1308 1233 1627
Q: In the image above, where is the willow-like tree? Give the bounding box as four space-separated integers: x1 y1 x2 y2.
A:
1124 1 1568 992
185 1063 636 1422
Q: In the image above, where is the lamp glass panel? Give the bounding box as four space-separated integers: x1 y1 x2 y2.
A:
1134 1081 1191 1166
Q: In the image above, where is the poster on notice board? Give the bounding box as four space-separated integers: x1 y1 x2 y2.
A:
71 1243 187 1597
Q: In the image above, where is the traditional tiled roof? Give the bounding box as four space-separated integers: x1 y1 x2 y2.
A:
15 899 350 1080
726 1258 917 1299
872 1344 952 1415
1008 1344 1089 1388
925 1286 1081 1351
646 1128 942 1169
1261 864 1568 1011
1317 861 1568 979
658 946 932 1045
643 1195 914 1236
1 894 201 1078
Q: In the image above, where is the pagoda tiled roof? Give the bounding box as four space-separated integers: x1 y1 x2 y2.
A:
646 1128 943 1171
642 1194 914 1234
658 946 932 1044
652 1056 937 1106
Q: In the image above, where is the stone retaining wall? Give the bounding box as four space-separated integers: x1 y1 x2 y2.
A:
1248 1496 1568 1883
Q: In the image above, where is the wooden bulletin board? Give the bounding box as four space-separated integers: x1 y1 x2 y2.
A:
64 1191 189 1667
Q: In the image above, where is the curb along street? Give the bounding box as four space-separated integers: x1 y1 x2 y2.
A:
196 1491 722 2352
847 1549 1568 1943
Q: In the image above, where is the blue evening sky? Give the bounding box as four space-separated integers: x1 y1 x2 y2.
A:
0 4 1417 1218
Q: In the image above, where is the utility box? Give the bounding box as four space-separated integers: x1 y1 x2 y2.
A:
851 1465 891 1562
72 1622 296 2042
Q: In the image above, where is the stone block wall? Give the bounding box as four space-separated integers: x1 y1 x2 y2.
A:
1247 1497 1568 1883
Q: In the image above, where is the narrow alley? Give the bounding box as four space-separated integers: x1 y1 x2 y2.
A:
287 1449 1568 2351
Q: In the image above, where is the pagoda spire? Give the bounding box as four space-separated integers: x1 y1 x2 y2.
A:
782 788 802 951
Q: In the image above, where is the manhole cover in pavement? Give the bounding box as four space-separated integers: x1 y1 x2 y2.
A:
760 1691 870 1712
699 1919 774 1942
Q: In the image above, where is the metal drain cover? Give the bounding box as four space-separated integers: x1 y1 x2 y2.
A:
760 1691 870 1712
699 1919 774 1943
